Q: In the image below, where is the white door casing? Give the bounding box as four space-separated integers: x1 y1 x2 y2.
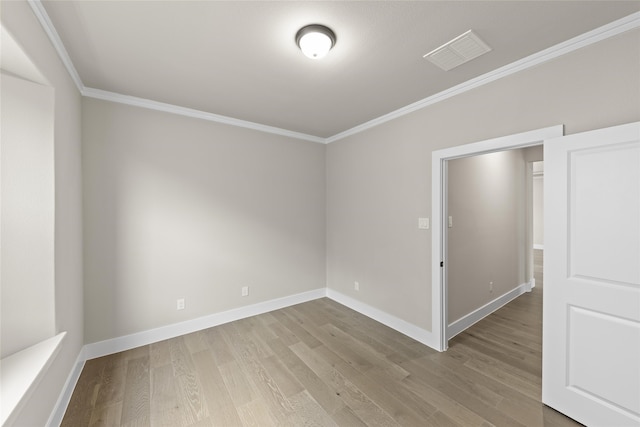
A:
431 125 563 351
543 122 640 426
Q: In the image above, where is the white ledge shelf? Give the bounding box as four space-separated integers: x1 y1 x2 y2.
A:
1 332 66 426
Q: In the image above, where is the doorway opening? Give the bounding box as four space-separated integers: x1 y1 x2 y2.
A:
430 125 563 351
446 148 542 339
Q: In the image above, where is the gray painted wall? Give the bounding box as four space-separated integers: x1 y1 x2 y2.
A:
326 30 640 332
447 149 527 323
2 2 639 422
1 1 84 425
82 98 326 343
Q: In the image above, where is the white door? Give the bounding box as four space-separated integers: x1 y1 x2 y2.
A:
543 122 640 426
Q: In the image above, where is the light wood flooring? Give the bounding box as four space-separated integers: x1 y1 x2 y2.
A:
62 250 580 426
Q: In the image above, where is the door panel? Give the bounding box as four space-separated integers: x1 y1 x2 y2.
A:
543 122 640 426
570 143 640 285
568 306 640 416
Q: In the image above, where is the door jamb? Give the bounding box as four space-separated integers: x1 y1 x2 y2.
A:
430 125 563 351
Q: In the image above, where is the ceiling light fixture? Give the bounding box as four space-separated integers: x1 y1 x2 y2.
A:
296 24 336 60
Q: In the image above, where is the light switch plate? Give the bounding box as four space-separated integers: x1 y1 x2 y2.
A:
418 218 430 229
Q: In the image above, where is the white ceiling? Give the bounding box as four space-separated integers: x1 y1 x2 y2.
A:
41 1 639 139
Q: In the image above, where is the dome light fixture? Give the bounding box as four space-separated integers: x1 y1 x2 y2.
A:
295 24 336 60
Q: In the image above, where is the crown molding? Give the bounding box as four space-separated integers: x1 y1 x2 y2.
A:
82 87 326 144
326 11 640 143
27 0 639 145
27 0 324 144
27 0 84 93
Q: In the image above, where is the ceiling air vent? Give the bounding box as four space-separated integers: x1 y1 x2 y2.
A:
423 30 491 71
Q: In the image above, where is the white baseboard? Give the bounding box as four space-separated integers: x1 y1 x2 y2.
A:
533 244 544 250
48 283 534 424
83 288 327 360
326 289 437 351
46 347 85 427
47 289 327 425
447 281 532 340
50 287 439 423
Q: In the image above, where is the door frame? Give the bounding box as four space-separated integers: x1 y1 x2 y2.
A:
430 125 563 351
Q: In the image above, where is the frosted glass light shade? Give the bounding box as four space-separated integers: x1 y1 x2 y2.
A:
296 25 336 60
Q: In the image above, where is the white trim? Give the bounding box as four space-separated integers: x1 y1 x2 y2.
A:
431 125 564 351
81 88 326 144
26 0 84 93
45 347 86 427
326 289 438 350
433 125 564 160
25 0 321 144
83 288 326 360
46 288 441 422
325 12 640 143
534 244 545 250
0 332 66 426
447 281 532 339
26 1 639 144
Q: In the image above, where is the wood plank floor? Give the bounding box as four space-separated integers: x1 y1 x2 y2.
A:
62 250 581 426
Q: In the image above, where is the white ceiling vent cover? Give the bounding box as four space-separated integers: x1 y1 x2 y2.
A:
424 30 492 71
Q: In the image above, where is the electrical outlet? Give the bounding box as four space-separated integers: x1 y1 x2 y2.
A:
354 281 360 291
489 282 493 293
241 286 249 297
177 298 185 310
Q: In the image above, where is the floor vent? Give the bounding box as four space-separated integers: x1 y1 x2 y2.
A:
424 30 491 71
